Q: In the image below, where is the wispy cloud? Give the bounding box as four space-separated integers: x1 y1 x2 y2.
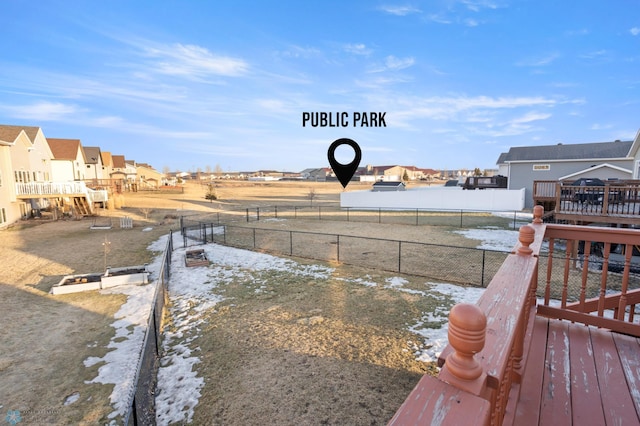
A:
385 55 415 70
516 53 560 67
580 49 608 59
426 13 453 24
511 111 552 123
590 123 613 130
631 27 640 36
5 101 79 121
461 0 500 12
277 45 322 59
565 28 589 36
368 55 415 73
343 43 373 56
143 43 249 79
378 5 421 16
376 94 574 134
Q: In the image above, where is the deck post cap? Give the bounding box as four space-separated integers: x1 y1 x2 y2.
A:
446 303 486 381
517 225 535 255
532 205 544 224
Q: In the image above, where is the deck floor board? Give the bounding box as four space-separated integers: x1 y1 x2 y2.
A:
514 317 640 425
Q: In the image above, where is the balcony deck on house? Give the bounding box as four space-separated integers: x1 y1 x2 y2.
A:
389 207 640 425
533 180 640 226
15 181 109 216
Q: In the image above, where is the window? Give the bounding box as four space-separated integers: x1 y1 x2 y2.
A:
533 164 550 171
0 208 6 225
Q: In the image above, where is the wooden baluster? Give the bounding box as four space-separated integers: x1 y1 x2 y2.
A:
439 303 488 397
602 185 610 216
545 238 555 305
579 240 591 312
562 240 572 309
597 243 610 318
618 244 633 321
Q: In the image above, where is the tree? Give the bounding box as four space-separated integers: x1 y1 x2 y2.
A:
139 207 153 220
306 187 317 206
214 164 223 178
205 184 218 202
473 167 482 176
402 170 410 182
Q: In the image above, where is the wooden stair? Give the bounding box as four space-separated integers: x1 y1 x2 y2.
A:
73 196 93 216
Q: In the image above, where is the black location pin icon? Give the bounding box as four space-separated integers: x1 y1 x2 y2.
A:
327 138 361 189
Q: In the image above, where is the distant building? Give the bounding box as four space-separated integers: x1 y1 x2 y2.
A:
83 146 104 181
0 125 54 227
497 139 635 208
372 181 406 191
47 138 88 181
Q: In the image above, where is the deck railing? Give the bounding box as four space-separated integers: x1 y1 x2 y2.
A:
390 206 640 425
15 181 109 215
533 180 640 220
15 181 89 196
539 223 640 336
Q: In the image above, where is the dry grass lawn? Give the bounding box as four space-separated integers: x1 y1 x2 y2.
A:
0 180 497 425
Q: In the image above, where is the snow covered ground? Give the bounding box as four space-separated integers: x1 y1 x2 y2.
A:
84 226 520 424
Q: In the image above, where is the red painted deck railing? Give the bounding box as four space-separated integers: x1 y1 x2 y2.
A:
389 206 640 425
539 223 640 337
533 180 640 220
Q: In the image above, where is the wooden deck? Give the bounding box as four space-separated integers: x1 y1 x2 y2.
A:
514 316 640 425
389 207 640 426
533 180 640 225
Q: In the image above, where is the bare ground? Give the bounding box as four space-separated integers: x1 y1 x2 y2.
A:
0 181 493 425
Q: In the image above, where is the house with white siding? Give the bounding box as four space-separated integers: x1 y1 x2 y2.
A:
47 138 88 181
497 138 635 208
0 125 54 227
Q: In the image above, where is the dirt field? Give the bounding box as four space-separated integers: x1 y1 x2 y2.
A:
0 181 495 425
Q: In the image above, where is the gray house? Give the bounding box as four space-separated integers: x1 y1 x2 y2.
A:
498 139 635 208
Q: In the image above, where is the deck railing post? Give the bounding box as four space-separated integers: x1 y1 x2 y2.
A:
439 303 488 396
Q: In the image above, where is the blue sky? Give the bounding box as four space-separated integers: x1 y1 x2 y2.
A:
1 1 639 173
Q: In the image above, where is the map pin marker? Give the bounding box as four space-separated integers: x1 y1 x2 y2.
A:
327 138 361 189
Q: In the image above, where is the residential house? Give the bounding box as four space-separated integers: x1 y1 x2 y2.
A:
111 155 137 183
301 168 330 181
0 125 54 227
368 165 441 181
101 151 114 181
629 129 640 178
498 139 634 208
83 146 104 181
135 163 163 189
372 181 406 191
47 138 88 181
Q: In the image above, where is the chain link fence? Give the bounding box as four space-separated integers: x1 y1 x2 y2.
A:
179 204 526 230
181 222 510 287
124 231 173 426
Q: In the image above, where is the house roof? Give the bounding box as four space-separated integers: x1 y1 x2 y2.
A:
373 181 405 186
627 129 640 159
83 146 102 164
0 124 40 144
558 163 633 181
47 138 85 161
101 151 113 167
112 155 126 168
501 140 632 163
